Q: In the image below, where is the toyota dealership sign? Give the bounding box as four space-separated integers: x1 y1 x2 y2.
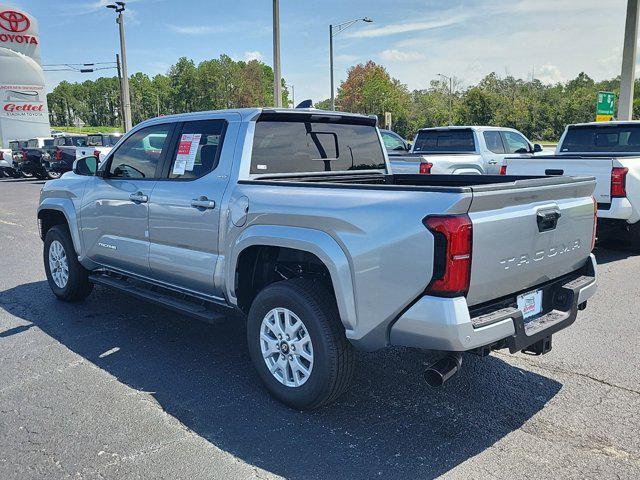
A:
0 4 49 147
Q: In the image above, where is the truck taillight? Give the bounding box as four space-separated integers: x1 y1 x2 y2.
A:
93 150 100 158
591 196 597 251
21 149 27 161
424 214 473 296
499 165 507 175
0 151 3 160
55 148 62 161
419 162 433 174
611 167 628 198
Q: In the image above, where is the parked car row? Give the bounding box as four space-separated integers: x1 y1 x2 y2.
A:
37 107 598 410
0 132 121 179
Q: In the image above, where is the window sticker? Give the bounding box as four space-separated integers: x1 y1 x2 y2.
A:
172 133 201 175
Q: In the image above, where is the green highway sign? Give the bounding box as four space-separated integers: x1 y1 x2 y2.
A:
596 91 615 121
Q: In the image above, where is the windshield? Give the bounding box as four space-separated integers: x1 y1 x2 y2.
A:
413 129 476 153
561 125 640 153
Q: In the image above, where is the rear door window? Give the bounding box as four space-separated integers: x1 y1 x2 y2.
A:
251 119 385 174
413 130 475 152
108 124 172 179
167 119 226 179
483 131 505 153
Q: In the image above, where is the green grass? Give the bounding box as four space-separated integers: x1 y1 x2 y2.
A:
52 126 122 134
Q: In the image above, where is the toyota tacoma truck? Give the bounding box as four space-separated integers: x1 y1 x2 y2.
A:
38 108 598 410
390 126 544 175
503 121 640 244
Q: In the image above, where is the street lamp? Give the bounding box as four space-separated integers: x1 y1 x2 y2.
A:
107 2 132 131
329 17 373 111
437 73 453 126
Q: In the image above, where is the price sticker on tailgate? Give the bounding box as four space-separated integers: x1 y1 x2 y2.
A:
517 289 543 319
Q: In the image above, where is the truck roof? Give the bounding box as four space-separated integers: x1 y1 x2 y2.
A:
136 108 377 128
416 125 521 133
567 120 640 127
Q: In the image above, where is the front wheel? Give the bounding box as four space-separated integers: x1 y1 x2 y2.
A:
43 225 93 301
247 278 355 410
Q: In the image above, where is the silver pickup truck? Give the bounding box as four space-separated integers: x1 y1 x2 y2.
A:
38 108 598 410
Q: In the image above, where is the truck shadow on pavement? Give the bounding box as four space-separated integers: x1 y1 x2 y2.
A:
1 281 562 480
594 244 638 264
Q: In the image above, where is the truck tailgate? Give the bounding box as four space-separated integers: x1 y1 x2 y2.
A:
466 176 596 306
506 156 613 204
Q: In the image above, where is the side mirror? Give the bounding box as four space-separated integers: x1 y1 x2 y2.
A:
533 143 543 153
73 156 98 176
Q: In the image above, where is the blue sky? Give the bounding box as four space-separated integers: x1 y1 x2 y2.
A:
5 0 632 103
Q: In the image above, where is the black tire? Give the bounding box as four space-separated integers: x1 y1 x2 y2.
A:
247 278 355 410
46 171 62 180
43 225 93 301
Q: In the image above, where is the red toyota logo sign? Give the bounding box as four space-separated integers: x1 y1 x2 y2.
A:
0 10 31 33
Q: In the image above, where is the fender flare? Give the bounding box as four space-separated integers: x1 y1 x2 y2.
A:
227 225 358 334
37 199 83 256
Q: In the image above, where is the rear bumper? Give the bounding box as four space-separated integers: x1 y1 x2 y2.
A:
389 254 597 352
597 197 633 220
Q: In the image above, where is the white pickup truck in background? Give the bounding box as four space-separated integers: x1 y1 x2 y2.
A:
504 121 640 243
388 126 543 175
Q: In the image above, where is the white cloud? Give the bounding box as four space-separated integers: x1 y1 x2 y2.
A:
243 51 263 62
536 64 566 84
379 50 426 62
346 16 467 39
168 25 225 35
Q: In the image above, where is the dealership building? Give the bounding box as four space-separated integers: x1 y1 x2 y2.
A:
0 5 50 148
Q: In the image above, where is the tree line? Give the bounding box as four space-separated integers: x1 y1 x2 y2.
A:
47 55 289 128
48 56 634 141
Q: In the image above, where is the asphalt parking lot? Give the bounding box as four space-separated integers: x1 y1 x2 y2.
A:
0 177 639 480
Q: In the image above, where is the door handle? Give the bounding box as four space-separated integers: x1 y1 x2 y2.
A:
487 160 498 164
191 196 216 209
129 192 148 203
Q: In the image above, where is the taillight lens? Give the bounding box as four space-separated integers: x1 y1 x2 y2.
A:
55 148 62 161
611 167 628 198
93 150 100 158
424 214 473 296
0 151 3 160
499 165 507 175
419 162 433 174
591 196 597 251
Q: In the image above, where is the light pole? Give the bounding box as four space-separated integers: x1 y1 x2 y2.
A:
272 0 282 107
329 17 372 111
438 73 453 125
107 2 132 131
619 0 639 120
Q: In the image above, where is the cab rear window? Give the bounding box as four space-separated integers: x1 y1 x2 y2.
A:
561 125 640 152
413 129 476 152
251 119 385 174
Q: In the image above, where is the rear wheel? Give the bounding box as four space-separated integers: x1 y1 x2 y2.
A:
44 225 93 301
247 278 355 410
